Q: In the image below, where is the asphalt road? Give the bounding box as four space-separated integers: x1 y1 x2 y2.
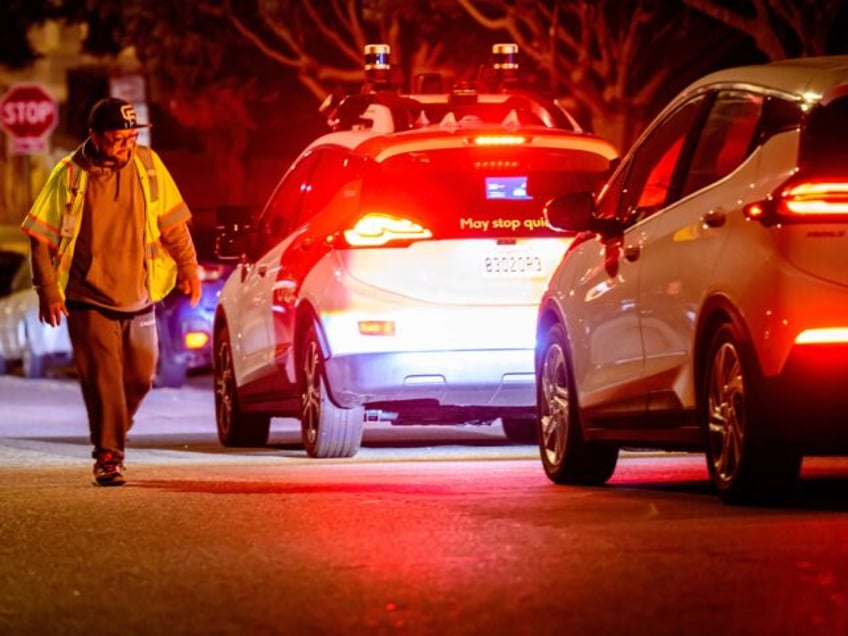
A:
2 374 848 635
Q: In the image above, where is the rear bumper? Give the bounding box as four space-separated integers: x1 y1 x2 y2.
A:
324 349 536 410
761 343 848 450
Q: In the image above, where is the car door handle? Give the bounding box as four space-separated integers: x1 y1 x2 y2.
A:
703 208 726 228
623 244 640 262
257 264 282 278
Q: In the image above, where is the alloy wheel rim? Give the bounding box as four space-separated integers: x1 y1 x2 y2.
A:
707 341 745 485
215 340 234 435
302 339 321 445
540 343 569 466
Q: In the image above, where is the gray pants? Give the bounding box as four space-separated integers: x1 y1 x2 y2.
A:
67 304 158 460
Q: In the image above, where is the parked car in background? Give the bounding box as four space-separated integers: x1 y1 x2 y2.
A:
535 55 848 504
153 222 229 388
0 226 26 296
154 261 228 387
212 82 618 457
0 239 73 377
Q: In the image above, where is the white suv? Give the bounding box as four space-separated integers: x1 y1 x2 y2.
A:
213 106 617 458
536 56 848 503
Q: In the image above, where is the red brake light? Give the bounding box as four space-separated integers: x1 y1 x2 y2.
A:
744 179 848 224
472 135 527 146
343 213 432 247
795 328 848 345
780 181 848 216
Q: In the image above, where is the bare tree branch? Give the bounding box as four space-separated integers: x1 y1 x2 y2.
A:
457 0 731 148
199 0 481 102
300 0 362 66
198 1 298 68
684 0 786 59
683 0 845 59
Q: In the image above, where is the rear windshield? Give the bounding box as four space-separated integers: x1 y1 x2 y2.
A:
419 95 577 130
362 145 611 239
802 95 848 173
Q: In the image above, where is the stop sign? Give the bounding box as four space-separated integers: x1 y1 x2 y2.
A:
0 83 58 140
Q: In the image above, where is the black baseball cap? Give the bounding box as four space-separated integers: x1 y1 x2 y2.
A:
88 97 151 133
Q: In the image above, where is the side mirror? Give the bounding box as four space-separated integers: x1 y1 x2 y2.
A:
543 192 624 237
543 192 595 232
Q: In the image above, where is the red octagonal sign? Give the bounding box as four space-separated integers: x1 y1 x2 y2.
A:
1 83 58 141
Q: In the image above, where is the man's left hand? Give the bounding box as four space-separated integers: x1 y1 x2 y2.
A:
178 271 202 307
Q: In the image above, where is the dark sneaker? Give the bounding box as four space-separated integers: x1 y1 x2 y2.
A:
92 454 126 487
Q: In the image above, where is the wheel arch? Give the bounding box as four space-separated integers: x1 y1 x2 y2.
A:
212 306 235 378
694 294 762 400
213 305 228 340
535 299 565 372
294 301 327 365
294 300 364 415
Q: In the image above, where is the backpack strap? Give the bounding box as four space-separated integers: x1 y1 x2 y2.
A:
65 159 83 211
57 158 86 247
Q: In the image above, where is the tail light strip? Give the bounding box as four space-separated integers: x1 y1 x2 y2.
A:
343 213 432 247
745 180 848 224
781 182 848 215
795 328 848 344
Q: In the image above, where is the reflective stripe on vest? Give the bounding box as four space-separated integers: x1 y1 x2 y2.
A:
136 146 159 203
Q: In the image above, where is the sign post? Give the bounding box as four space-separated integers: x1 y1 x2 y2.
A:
0 83 59 214
0 82 59 155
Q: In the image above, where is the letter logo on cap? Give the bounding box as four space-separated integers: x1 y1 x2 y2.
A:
120 104 138 127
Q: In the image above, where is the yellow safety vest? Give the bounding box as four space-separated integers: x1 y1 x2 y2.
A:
21 146 191 302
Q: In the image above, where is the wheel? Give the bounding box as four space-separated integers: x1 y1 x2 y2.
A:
300 323 363 458
501 417 538 444
537 322 618 485
214 323 270 447
702 322 801 504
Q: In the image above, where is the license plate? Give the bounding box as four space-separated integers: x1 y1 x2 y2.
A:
481 251 545 278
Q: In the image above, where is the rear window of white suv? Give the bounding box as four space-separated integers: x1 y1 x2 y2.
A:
362 146 612 239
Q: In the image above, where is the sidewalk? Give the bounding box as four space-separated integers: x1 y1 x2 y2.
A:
0 375 214 437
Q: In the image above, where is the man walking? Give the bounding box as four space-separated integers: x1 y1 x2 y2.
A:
22 97 201 486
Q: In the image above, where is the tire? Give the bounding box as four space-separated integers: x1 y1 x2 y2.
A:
300 323 363 458
702 322 801 504
537 322 618 485
214 323 271 447
501 417 538 444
